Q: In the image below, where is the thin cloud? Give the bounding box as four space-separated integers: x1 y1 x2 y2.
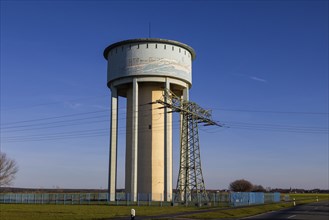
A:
91 105 109 110
249 76 267 83
231 73 268 83
64 102 82 109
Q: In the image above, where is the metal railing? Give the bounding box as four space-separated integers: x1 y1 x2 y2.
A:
230 192 281 206
0 192 281 206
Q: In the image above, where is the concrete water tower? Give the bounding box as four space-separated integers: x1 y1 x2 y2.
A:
103 38 195 202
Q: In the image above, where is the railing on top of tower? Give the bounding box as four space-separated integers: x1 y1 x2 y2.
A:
150 88 223 205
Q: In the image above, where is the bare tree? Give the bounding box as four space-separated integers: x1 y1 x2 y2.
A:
229 179 253 192
252 184 265 192
0 152 19 186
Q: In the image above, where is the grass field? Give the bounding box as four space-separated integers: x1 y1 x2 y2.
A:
0 193 328 220
288 193 329 202
0 204 199 220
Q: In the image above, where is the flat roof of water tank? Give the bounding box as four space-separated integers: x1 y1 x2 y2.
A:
103 38 196 60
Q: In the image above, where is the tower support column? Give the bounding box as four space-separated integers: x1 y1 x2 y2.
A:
109 86 118 201
131 78 139 202
164 79 172 201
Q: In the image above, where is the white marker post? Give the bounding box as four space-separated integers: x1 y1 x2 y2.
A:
131 209 135 220
293 198 296 206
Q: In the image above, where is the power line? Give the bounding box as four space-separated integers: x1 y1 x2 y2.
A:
3 105 326 128
2 118 327 143
0 110 109 126
1 95 108 111
221 120 328 130
1 119 109 133
226 126 328 134
2 110 327 134
1 122 183 143
2 115 109 129
213 108 328 115
1 104 328 143
0 104 163 126
2 109 326 133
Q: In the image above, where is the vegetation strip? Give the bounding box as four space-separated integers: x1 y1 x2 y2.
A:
0 194 327 220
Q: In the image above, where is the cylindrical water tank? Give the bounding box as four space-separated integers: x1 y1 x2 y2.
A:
104 38 195 88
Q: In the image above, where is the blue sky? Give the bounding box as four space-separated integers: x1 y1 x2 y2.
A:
1 0 328 190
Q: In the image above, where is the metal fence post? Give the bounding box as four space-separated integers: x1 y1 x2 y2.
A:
126 193 129 206
148 193 151 206
160 193 162 207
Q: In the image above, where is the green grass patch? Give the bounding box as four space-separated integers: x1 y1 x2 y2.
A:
0 204 198 220
289 193 329 202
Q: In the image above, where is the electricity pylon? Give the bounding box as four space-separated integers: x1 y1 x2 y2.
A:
153 89 221 205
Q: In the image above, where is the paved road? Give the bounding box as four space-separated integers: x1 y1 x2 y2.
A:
243 201 329 220
108 201 329 219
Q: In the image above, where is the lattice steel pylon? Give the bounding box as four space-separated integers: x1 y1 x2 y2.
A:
153 89 221 205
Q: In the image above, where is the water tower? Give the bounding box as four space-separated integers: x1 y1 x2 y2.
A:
103 38 195 202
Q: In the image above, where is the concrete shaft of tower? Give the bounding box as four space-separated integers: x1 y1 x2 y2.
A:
104 38 195 202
